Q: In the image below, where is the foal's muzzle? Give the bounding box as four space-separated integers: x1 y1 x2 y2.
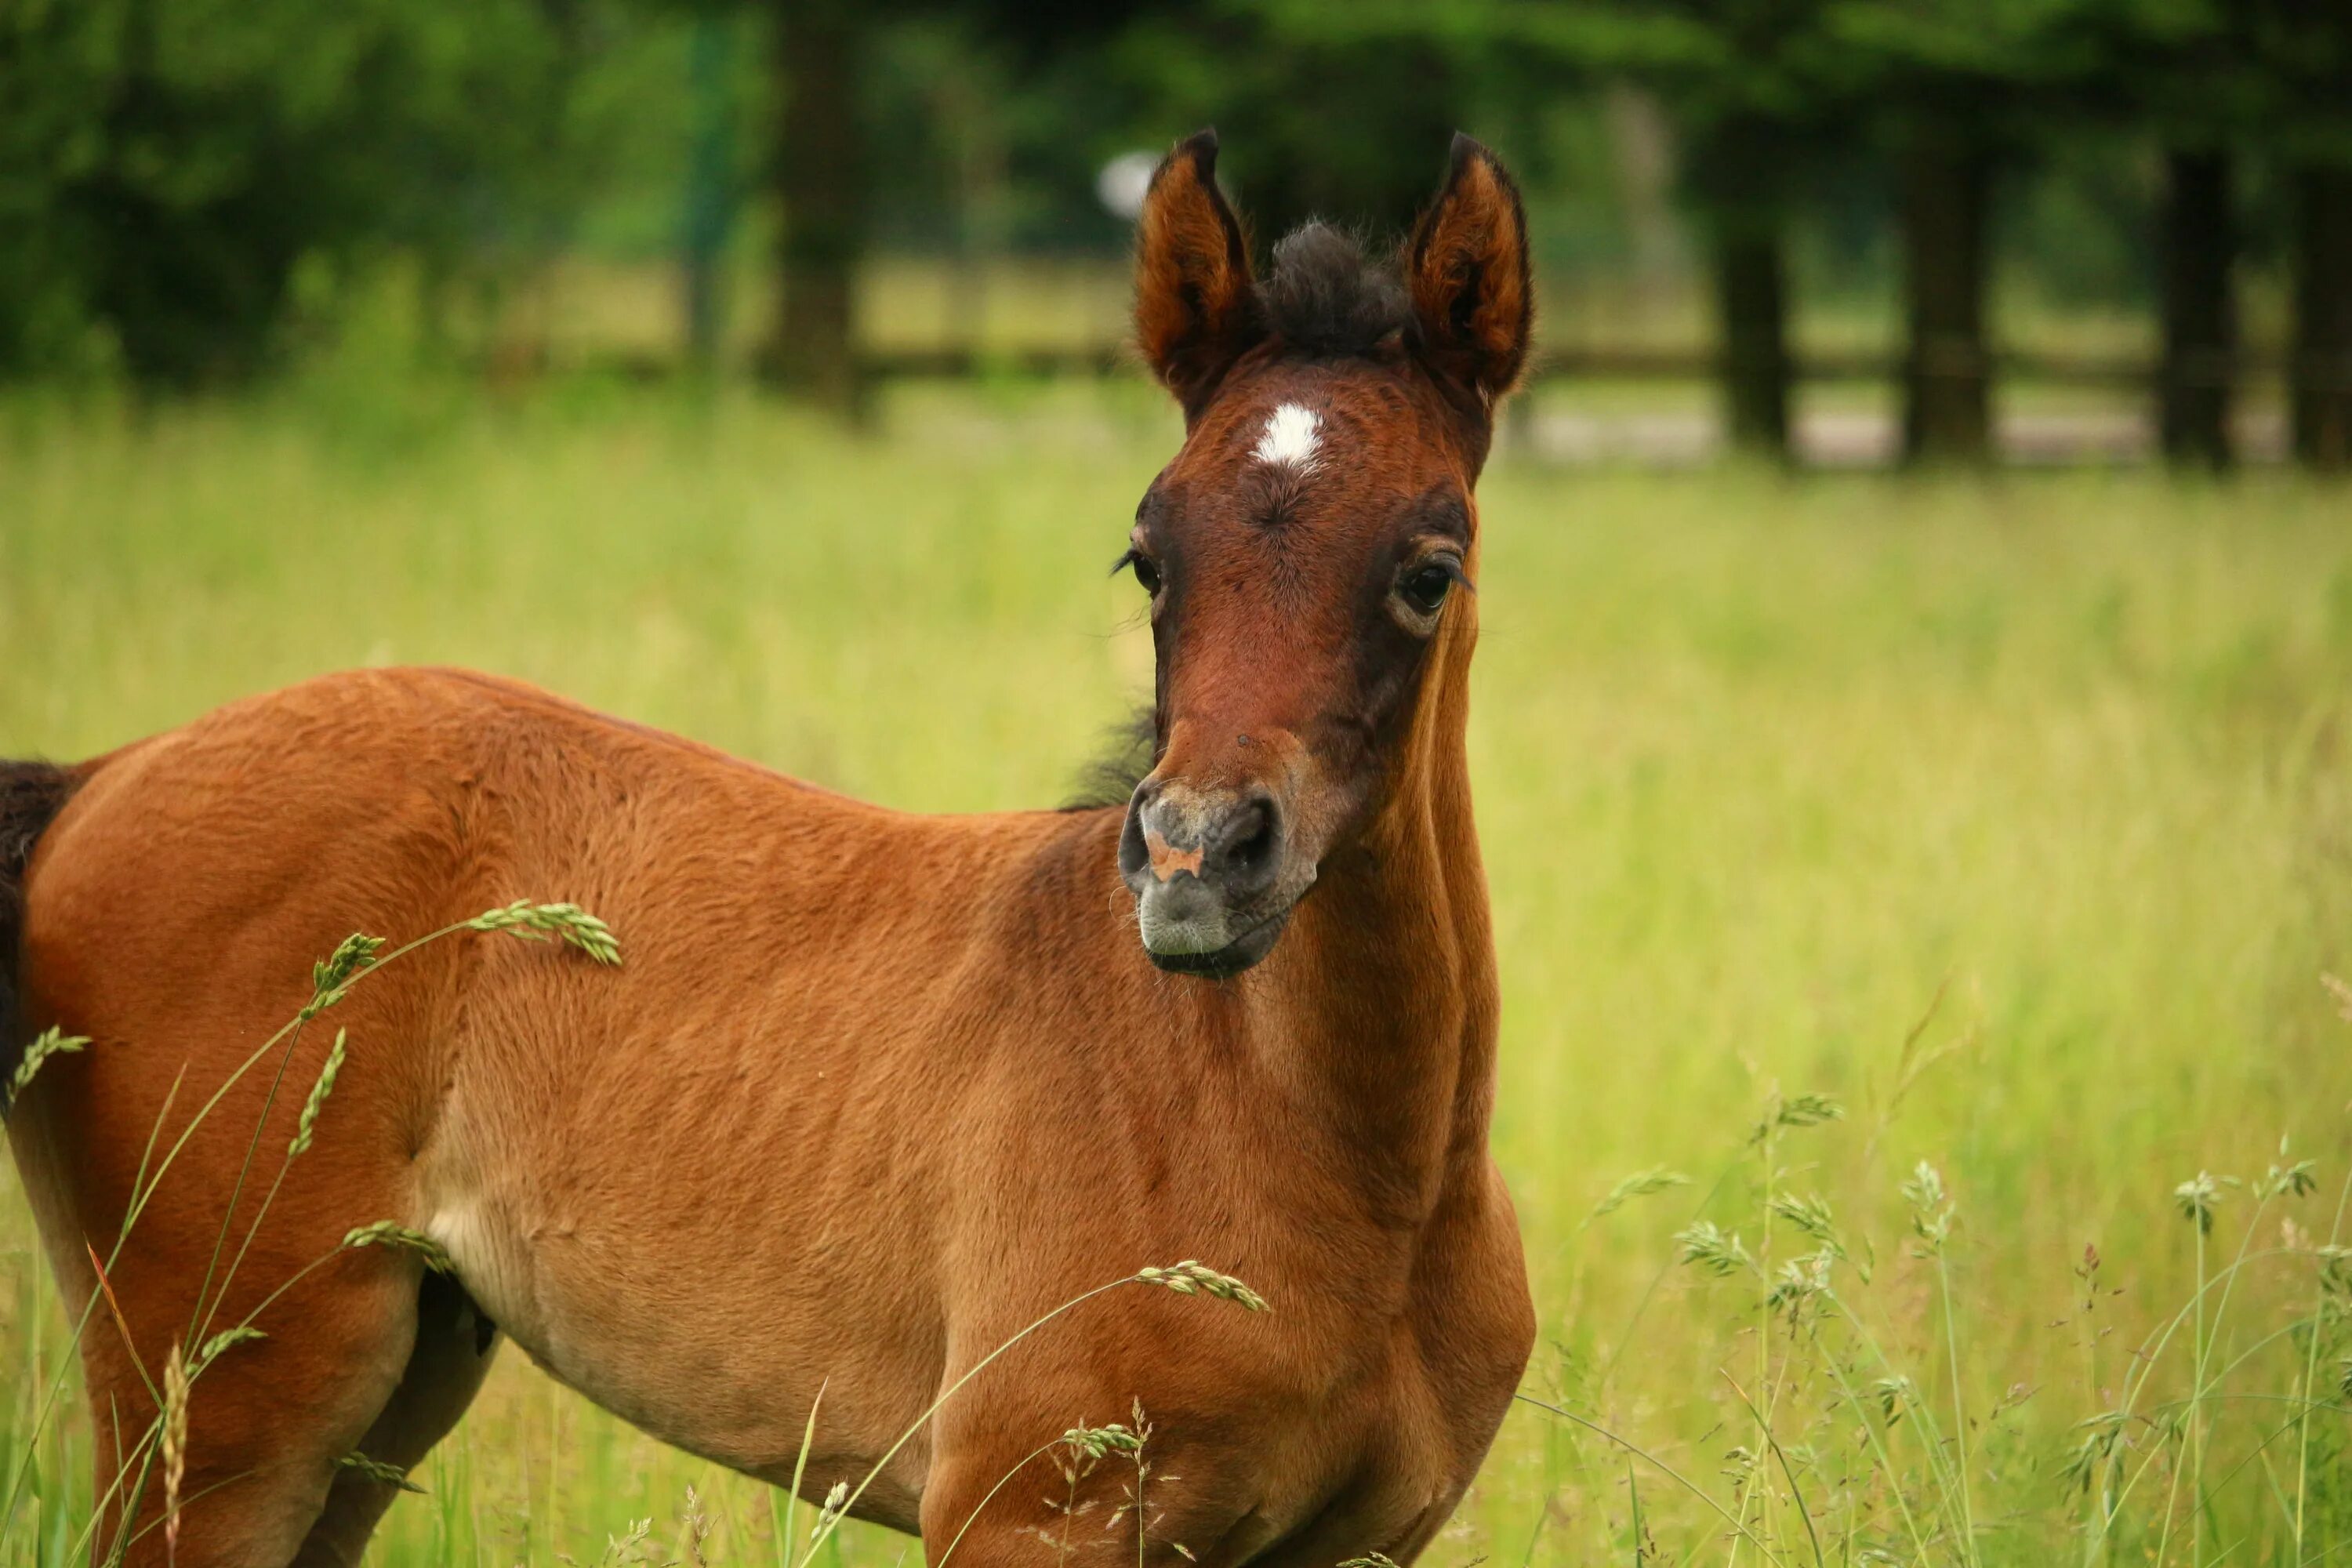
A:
1119 780 1294 977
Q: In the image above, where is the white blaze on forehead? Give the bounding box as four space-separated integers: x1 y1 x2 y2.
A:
1252 403 1322 471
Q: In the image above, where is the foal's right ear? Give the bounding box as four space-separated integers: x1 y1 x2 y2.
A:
1134 129 1261 419
1405 133 1534 407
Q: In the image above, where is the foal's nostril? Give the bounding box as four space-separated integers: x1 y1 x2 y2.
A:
1229 805 1274 870
1207 795 1283 897
1117 797 1152 881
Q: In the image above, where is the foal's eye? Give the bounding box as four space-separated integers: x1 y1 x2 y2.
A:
1399 563 1457 617
1115 552 1162 601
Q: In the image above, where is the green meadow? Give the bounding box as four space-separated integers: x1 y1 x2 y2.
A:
3 379 2350 1566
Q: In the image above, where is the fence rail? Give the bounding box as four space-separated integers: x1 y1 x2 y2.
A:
503 343 2300 390
854 344 2287 387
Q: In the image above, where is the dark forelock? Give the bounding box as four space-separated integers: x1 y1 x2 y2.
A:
1255 223 1409 358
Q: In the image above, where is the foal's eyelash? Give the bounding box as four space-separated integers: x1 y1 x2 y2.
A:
1425 557 1476 593
1110 546 1145 578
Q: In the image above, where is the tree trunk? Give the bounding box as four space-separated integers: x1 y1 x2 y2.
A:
936 57 1007 364
2158 148 2235 469
1899 131 1993 464
766 0 863 415
681 14 735 373
2292 161 2352 472
1712 216 1790 458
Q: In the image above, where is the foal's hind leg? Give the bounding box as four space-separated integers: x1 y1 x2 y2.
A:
291 1272 499 1567
73 1247 436 1568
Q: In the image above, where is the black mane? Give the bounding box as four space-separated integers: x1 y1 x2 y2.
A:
1255 223 1409 358
1063 706 1157 811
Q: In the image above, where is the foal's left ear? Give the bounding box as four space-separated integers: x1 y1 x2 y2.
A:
1405 133 1534 405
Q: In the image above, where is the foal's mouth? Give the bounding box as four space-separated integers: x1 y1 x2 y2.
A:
1141 904 1294 979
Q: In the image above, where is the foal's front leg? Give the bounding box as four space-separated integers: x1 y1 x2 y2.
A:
922 1418 1302 1568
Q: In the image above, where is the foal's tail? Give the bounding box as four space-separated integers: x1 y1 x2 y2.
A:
2 760 80 1090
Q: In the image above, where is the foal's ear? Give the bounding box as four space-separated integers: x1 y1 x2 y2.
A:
1405 133 1534 405
1134 129 1261 418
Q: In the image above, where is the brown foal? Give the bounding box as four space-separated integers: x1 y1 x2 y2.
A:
0 131 1537 1568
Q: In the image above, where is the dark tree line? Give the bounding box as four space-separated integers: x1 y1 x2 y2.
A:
1470 0 2352 467
3 0 2348 470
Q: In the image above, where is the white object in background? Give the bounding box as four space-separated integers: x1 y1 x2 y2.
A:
1096 151 1160 223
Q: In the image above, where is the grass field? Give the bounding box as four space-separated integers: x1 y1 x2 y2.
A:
3 378 2351 1567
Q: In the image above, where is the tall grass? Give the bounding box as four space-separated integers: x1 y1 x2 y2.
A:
2 378 2350 1565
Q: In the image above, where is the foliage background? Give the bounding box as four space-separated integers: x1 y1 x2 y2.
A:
5 0 2352 1563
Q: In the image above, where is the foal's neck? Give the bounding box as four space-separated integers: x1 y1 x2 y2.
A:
1275 630 1496 1218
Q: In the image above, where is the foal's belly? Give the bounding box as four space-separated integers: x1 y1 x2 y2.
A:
412 1068 945 1531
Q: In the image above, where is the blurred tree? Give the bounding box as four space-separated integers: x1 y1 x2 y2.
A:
761 0 866 410
2291 161 2352 469
2245 0 2352 470
1893 118 1994 463
2156 147 2237 468
742 0 1150 413
1859 0 2349 474
0 0 636 387
1822 0 2101 464
1580 0 1864 459
1692 118 1798 456
1409 0 2034 463
2063 0 2259 467
681 12 739 372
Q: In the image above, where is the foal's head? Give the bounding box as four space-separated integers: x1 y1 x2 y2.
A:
1114 131 1532 978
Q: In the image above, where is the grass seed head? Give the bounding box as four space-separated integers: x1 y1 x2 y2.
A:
336 1453 426 1494
1136 1261 1268 1312
1900 1160 1944 1211
1768 1250 1837 1317
2261 1156 2318 1201
1769 1192 1844 1253
1675 1220 1757 1279
311 933 386 998
303 934 387 1018
2063 1410 2129 1490
1060 1422 1142 1461
585 1519 661 1566
5 1025 88 1106
287 1028 347 1157
162 1338 190 1558
191 1324 267 1377
814 1480 850 1539
2172 1171 2238 1235
1776 1091 1844 1128
2325 971 2352 1022
343 1220 456 1273
681 1483 711 1568
467 900 622 965
1903 1160 1958 1254
1590 1166 1691 1221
